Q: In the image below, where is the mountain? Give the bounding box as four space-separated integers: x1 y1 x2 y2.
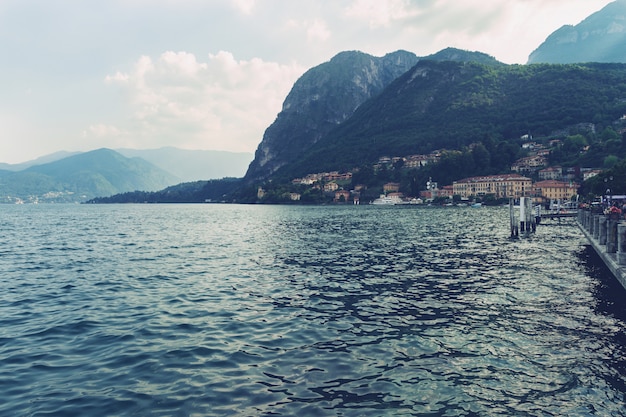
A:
528 0 626 64
0 151 81 171
0 148 179 203
244 50 420 182
243 48 506 183
271 60 626 181
116 147 252 182
424 47 505 67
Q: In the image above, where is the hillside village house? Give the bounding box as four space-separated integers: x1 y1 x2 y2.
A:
324 182 339 192
323 171 352 181
453 174 532 199
383 182 400 193
292 171 352 185
538 166 562 181
511 155 547 173
404 155 430 168
334 190 350 202
533 180 579 203
583 169 602 181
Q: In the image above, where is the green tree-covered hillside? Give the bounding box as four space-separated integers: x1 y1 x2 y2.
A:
274 61 626 180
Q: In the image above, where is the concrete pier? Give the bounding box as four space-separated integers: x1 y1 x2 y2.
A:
577 210 626 290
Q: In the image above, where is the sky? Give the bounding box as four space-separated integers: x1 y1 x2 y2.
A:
0 0 615 164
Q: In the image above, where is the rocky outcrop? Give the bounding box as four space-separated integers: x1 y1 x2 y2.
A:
244 50 419 182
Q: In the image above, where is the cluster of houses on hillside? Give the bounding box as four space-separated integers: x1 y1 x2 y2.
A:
276 146 604 204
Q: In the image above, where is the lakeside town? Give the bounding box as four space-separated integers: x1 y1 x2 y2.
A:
267 137 603 206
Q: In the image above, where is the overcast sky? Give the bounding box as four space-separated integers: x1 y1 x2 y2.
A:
0 0 614 164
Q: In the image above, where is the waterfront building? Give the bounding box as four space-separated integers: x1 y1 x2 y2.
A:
533 180 579 203
452 174 532 199
383 182 401 193
334 190 350 202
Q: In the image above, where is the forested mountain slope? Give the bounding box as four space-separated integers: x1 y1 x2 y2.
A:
272 61 626 180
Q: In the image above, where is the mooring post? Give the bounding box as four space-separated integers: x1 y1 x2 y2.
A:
520 197 527 232
593 215 600 240
599 216 608 245
534 204 541 228
509 198 518 237
618 223 626 265
607 219 618 253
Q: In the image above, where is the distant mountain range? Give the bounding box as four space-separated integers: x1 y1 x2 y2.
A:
115 148 252 182
0 147 252 203
1 148 252 182
0 149 178 203
0 151 81 172
528 0 626 64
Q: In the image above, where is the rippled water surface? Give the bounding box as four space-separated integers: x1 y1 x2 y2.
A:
1 204 626 416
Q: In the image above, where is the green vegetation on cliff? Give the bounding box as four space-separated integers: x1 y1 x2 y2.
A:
271 61 626 182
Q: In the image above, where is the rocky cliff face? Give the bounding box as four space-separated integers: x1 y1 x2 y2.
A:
244 50 419 182
528 0 626 64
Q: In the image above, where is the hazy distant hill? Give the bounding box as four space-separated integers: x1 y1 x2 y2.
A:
0 151 80 171
528 0 626 64
116 147 252 182
0 148 179 203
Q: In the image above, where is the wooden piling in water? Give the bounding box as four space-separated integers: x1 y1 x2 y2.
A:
509 199 518 237
509 197 536 237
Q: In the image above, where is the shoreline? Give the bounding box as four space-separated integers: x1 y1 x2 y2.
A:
577 211 626 291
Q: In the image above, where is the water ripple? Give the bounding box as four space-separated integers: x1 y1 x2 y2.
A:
1 204 626 416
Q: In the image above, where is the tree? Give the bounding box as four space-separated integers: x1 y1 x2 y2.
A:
600 127 619 142
471 143 491 173
604 155 619 169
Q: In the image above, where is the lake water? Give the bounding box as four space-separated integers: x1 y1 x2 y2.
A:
1 204 626 416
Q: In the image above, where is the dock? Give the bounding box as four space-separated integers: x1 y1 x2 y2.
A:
577 210 626 290
542 211 578 220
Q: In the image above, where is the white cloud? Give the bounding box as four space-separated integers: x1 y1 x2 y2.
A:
232 0 255 15
83 124 125 138
345 0 420 28
307 19 332 42
160 51 208 76
105 72 129 83
102 50 305 152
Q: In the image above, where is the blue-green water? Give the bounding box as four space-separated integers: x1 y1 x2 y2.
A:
1 204 625 416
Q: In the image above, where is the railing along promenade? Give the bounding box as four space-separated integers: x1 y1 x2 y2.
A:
577 208 626 290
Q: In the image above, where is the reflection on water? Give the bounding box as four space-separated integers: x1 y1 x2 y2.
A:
0 204 625 416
